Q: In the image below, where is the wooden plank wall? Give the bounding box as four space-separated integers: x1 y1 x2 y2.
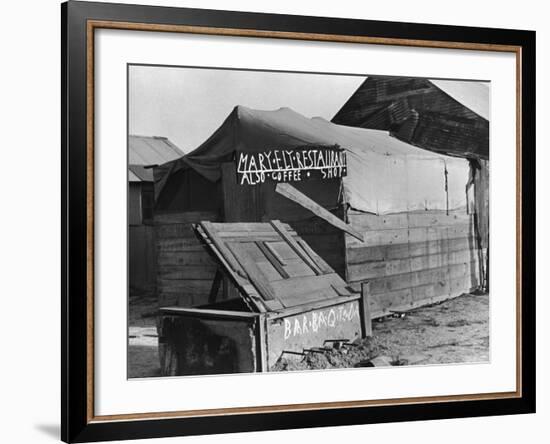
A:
129 224 156 295
345 209 481 318
155 211 220 307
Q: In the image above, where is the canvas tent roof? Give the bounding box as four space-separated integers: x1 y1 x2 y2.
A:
156 106 470 215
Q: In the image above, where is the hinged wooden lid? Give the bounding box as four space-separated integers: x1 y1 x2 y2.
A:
195 220 352 313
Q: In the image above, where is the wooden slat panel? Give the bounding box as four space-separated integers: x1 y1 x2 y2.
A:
263 242 288 265
347 249 480 281
227 242 277 302
256 241 290 278
209 222 293 233
200 222 247 278
346 224 473 248
410 281 450 302
281 260 317 278
359 274 479 319
194 224 268 312
155 223 198 239
347 237 475 263
349 262 478 295
368 288 413 315
347 210 471 231
278 287 337 308
158 292 208 308
271 273 344 303
154 211 219 225
158 265 217 281
256 260 286 281
408 225 473 243
157 238 206 253
216 231 290 239
157 250 216 268
157 279 213 296
271 220 322 275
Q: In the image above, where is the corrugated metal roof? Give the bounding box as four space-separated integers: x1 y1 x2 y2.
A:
128 169 141 182
430 80 490 121
129 135 184 166
129 164 154 182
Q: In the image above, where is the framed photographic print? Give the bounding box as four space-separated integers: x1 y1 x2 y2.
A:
61 1 536 442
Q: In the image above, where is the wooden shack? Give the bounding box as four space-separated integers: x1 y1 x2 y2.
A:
128 135 184 295
332 77 490 290
154 106 481 317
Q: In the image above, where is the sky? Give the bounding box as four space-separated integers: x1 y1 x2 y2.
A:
129 65 365 153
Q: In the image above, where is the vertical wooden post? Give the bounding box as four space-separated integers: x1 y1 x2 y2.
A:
255 314 268 372
360 282 373 337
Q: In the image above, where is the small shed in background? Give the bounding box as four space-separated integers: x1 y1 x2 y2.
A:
129 135 184 295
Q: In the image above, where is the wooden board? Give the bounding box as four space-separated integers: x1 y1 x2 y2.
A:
155 212 222 309
195 221 350 313
345 224 473 248
346 237 474 264
341 208 481 317
347 248 480 281
347 209 472 231
275 183 365 242
154 211 219 225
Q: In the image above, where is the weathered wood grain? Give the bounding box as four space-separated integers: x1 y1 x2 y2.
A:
347 248 480 281
349 261 479 295
157 279 213 295
345 224 473 248
157 237 206 253
158 265 217 281
347 209 471 231
346 237 474 264
157 250 216 267
154 211 219 225
155 223 198 239
276 183 365 242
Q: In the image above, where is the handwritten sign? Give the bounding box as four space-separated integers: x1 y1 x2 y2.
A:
283 302 359 340
236 147 347 185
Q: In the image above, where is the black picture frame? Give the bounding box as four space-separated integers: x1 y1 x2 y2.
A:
61 1 536 442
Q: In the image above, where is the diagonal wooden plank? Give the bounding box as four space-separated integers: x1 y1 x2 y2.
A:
270 220 322 275
256 241 290 279
275 182 365 242
208 269 223 304
262 241 287 266
297 239 334 275
199 222 247 279
197 222 267 312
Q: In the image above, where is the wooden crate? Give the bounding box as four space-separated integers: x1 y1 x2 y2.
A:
157 221 371 376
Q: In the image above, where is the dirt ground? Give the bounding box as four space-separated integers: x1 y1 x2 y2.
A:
128 292 489 378
128 294 160 378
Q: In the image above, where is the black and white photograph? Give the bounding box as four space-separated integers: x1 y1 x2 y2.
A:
127 66 490 378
